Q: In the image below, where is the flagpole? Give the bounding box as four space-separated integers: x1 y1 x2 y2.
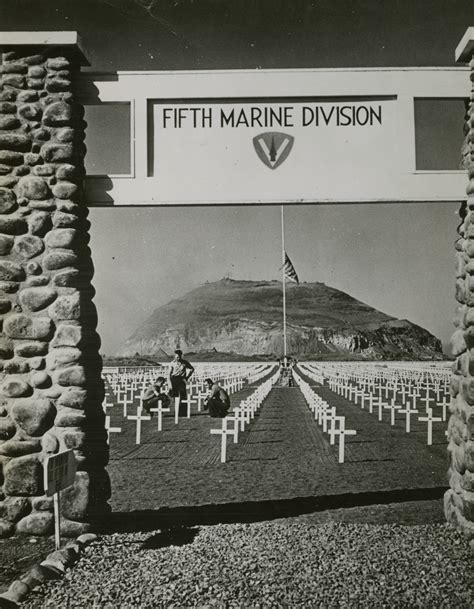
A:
281 205 287 357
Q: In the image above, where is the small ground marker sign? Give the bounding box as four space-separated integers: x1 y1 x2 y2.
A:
43 450 77 549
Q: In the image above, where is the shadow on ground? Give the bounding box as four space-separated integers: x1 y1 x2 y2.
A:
103 486 448 534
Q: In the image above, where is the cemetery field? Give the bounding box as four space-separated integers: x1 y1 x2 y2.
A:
4 360 472 608
105 361 450 519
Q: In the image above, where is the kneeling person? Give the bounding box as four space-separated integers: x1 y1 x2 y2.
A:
141 377 170 415
203 378 230 418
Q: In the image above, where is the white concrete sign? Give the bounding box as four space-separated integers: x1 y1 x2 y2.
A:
79 68 470 205
152 99 395 204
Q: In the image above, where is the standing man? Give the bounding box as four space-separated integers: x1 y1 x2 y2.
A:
168 349 195 416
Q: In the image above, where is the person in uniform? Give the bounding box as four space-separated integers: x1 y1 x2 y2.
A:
168 349 195 416
141 376 170 416
203 378 231 418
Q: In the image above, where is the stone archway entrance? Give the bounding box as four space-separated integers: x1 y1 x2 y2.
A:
0 29 473 540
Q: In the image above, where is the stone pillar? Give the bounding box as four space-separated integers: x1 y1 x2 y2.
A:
0 33 110 537
445 27 474 541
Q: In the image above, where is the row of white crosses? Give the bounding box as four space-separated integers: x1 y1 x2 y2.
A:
102 363 276 445
293 368 356 463
300 362 450 446
210 368 280 463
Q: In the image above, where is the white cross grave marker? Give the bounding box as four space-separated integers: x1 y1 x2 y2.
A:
105 415 122 443
127 407 151 444
419 408 442 446
149 399 171 432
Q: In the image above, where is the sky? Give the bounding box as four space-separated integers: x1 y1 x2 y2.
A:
2 0 472 354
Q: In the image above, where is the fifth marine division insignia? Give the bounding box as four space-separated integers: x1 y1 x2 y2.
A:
253 132 295 170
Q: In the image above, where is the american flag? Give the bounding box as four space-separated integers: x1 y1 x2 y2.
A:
282 252 299 284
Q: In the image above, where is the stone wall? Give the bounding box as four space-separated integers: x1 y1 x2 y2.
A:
445 56 474 539
0 47 110 537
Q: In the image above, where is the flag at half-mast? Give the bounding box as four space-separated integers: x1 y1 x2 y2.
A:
282 252 299 284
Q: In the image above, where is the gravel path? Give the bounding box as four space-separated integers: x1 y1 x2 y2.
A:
23 520 472 608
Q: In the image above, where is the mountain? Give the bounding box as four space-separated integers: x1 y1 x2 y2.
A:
119 279 443 360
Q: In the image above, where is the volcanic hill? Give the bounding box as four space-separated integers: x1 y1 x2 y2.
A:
120 279 443 360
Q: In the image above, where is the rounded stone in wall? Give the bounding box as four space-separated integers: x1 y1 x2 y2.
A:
11 398 55 436
28 66 46 78
0 188 17 214
0 115 21 130
53 269 80 287
56 127 75 143
60 471 89 521
58 518 91 537
27 197 56 211
3 314 54 341
0 417 16 441
51 325 82 348
25 275 49 287
18 103 42 121
0 89 16 101
0 235 14 255
56 164 76 181
62 430 86 451
27 78 44 90
41 431 59 455
56 200 80 215
0 260 25 282
13 234 44 259
46 58 71 71
52 181 78 200
44 228 77 249
0 216 28 235
49 293 80 321
32 164 54 176
52 211 80 228
54 366 86 387
0 377 32 398
0 133 30 152
0 101 17 113
4 360 30 375
19 287 57 312
46 348 81 371
25 260 42 275
42 101 73 127
31 127 50 142
3 454 43 496
0 299 11 314
0 438 41 458
14 341 48 358
0 281 19 294
41 143 74 163
17 90 38 103
31 496 53 511
30 371 52 389
16 512 53 536
0 338 13 360
24 153 42 166
56 389 87 413
43 250 78 271
0 150 23 166
0 520 14 538
17 175 50 200
2 497 31 523
29 357 45 371
55 407 86 428
2 74 26 88
28 210 51 236
46 78 72 93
